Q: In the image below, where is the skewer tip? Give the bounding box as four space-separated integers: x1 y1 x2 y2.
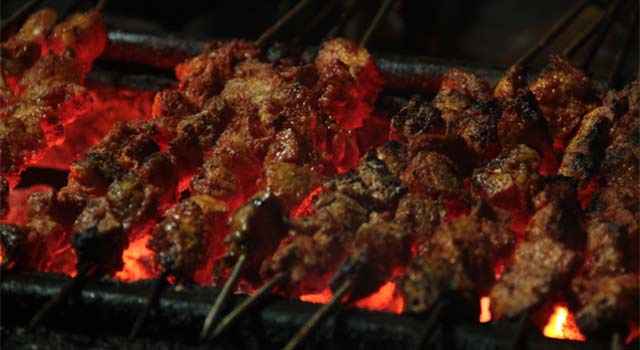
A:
281 279 352 350
200 254 247 341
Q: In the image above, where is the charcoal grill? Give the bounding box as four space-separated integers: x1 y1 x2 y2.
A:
1 0 638 349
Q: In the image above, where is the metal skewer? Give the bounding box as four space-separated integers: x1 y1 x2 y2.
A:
579 0 625 70
128 270 170 339
27 264 96 331
0 0 45 34
255 0 315 47
282 279 353 350
608 9 638 86
562 0 622 57
515 0 589 66
359 0 393 47
325 0 361 39
210 272 287 338
200 253 247 340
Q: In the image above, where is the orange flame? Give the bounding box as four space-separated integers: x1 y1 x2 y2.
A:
115 235 155 281
543 304 586 341
479 296 492 323
300 282 404 314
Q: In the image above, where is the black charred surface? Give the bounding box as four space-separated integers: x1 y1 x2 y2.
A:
1 273 610 349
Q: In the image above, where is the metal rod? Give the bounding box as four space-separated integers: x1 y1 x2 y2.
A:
416 301 445 347
255 0 315 47
27 264 95 331
96 0 108 12
359 0 393 47
200 253 247 340
580 0 626 70
0 0 45 35
210 272 287 339
608 8 638 86
292 0 339 45
282 279 353 350
325 0 361 40
515 0 590 66
562 0 620 57
128 270 170 339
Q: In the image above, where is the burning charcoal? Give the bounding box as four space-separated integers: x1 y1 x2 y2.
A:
494 64 527 102
558 106 613 181
472 144 541 211
399 203 513 314
150 195 226 283
490 178 583 319
529 56 600 141
401 151 461 197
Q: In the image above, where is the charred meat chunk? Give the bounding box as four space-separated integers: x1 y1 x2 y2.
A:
472 144 541 211
224 192 287 275
433 69 492 126
529 56 599 141
401 151 461 197
265 162 322 210
334 215 409 301
571 273 639 335
497 89 550 151
558 106 613 181
490 178 583 319
72 198 125 275
175 40 260 107
400 204 513 314
149 195 226 282
394 194 443 243
494 64 527 102
391 96 445 141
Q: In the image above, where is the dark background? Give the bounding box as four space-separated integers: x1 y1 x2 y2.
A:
2 0 638 85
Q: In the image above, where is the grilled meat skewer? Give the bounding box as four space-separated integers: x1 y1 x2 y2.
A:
199 192 287 340
129 194 227 338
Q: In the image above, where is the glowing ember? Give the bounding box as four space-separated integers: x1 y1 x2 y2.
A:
543 304 586 341
479 296 492 323
300 288 332 304
300 282 403 314
115 235 155 282
354 282 404 313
